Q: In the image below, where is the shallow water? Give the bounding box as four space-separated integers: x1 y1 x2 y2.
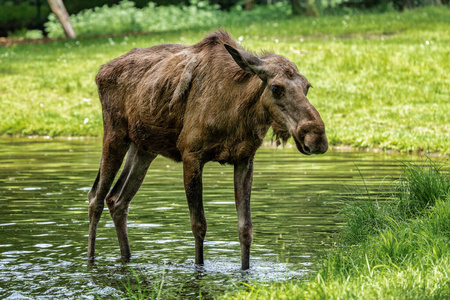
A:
0 139 420 299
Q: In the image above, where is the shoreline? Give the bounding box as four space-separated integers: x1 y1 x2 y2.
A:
2 135 447 157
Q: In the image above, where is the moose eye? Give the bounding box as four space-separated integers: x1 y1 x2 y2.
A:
270 85 284 98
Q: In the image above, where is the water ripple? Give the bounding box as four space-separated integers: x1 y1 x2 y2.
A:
0 139 415 299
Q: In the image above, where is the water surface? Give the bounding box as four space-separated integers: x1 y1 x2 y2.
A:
0 139 420 299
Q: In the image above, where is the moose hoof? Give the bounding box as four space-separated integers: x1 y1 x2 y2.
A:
120 255 131 263
194 263 205 272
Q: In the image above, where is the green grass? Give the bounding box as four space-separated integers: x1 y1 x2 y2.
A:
0 6 449 154
220 159 450 299
339 159 450 244
90 267 180 300
112 268 168 300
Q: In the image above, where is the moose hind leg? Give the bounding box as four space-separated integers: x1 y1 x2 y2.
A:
234 159 254 270
88 138 130 263
106 143 155 262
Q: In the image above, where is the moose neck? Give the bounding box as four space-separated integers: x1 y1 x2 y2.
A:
191 38 272 145
220 71 270 139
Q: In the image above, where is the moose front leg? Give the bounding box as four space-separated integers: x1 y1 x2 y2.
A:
183 154 207 266
234 159 254 270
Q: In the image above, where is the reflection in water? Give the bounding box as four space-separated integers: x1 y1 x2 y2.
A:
0 139 420 298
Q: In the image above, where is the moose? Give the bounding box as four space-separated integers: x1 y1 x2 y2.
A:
88 30 328 270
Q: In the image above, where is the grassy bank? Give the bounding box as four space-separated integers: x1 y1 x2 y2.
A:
221 159 450 299
0 6 449 154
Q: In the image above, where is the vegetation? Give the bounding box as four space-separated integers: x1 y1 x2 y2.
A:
43 0 238 38
1 6 448 154
0 0 180 37
112 268 169 299
1 0 446 38
39 0 450 38
0 1 51 37
1 4 448 298
220 159 450 299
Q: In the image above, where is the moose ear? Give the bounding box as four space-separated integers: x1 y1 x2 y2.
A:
224 44 267 81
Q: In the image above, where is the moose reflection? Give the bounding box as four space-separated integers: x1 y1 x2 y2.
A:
88 30 328 270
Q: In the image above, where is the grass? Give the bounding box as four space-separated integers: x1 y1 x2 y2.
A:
90 267 177 300
0 6 449 153
114 268 167 300
220 158 450 299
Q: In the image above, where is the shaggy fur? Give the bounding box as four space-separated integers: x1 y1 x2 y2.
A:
96 30 326 164
88 30 328 269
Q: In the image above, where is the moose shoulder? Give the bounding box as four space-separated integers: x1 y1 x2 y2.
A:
88 30 328 270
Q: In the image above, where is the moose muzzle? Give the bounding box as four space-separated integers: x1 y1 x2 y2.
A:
294 122 328 155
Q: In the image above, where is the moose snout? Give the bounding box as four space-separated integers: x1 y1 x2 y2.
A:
294 123 328 155
303 132 328 154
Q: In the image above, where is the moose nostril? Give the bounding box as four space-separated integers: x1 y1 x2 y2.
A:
298 135 310 154
303 145 311 154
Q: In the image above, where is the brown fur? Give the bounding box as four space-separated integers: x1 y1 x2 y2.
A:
88 30 328 270
97 31 281 164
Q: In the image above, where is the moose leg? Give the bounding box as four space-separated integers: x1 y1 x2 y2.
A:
88 137 130 263
234 159 254 270
183 154 207 266
105 143 155 262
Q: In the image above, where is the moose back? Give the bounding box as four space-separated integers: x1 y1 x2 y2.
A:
87 30 328 270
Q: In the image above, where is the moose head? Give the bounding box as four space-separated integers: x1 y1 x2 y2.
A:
224 44 328 155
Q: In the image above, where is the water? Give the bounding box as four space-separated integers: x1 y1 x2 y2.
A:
0 139 420 299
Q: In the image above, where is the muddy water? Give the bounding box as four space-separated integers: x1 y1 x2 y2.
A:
0 139 419 299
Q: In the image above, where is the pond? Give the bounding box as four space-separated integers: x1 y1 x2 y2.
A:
0 139 420 299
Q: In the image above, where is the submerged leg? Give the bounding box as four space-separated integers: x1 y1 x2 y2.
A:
105 143 156 262
183 154 206 266
88 137 129 263
234 159 254 270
